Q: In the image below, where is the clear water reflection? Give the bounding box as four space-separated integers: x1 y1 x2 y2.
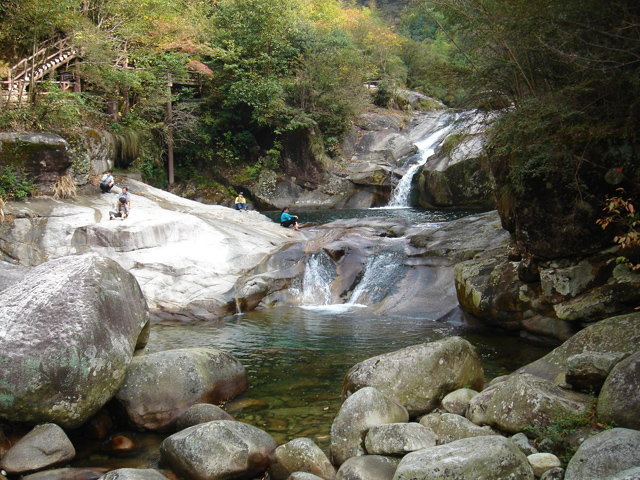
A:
141 307 550 455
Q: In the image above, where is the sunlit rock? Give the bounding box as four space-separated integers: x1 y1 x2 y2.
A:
330 387 408 466
115 348 248 431
0 253 149 428
343 337 484 416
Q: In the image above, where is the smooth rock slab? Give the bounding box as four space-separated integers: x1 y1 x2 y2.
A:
270 438 336 480
364 423 436 456
331 387 409 466
160 420 278 480
0 424 75 474
116 348 248 431
336 455 400 480
565 428 640 480
343 337 484 417
0 254 149 428
392 436 534 480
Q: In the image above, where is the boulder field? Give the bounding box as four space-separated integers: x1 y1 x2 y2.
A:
1 318 638 479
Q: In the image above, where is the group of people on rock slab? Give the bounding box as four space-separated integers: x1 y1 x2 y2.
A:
102 170 300 230
100 170 132 220
235 190 300 231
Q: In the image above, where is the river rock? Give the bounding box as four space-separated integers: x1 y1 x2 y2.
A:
597 351 640 429
364 423 436 456
0 253 149 428
419 412 497 445
466 373 589 433
160 420 278 480
175 404 234 431
343 337 484 417
22 468 109 480
510 432 538 456
564 428 640 480
330 387 409 466
336 455 400 480
527 453 562 478
566 352 624 392
520 312 640 384
0 424 75 474
441 388 478 416
287 474 325 480
392 435 534 480
540 467 565 480
115 348 248 431
270 438 336 480
97 470 169 480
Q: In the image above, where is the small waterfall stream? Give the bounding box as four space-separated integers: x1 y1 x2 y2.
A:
300 250 405 308
387 116 457 207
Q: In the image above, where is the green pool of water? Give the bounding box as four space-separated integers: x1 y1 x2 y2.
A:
71 306 552 469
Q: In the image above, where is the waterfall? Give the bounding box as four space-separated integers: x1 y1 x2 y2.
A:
387 116 457 208
348 252 404 305
301 252 335 306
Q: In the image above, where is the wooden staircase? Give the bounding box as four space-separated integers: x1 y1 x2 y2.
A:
1 36 78 104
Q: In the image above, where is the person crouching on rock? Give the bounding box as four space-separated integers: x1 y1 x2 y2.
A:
100 170 114 193
280 206 299 231
110 197 128 220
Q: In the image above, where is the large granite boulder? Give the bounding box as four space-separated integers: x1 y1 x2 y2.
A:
392 436 534 480
597 351 640 429
0 424 75 474
0 253 149 428
343 337 484 416
115 348 248 431
270 438 336 480
466 373 589 433
160 420 278 480
330 387 409 466
564 428 640 480
519 312 640 384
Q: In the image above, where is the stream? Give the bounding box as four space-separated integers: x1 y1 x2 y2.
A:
70 207 553 469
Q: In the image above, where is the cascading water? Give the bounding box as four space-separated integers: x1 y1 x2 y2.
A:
348 252 404 305
301 252 335 306
387 116 458 207
300 249 405 309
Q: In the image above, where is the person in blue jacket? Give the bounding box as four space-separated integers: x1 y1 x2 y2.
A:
280 207 300 231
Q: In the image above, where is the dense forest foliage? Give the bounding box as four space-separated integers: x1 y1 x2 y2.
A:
1 0 639 246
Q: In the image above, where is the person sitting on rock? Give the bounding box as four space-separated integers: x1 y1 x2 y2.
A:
280 206 299 231
234 192 247 211
119 187 132 213
109 197 128 220
100 170 114 193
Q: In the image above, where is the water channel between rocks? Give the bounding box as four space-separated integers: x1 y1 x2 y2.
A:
71 208 553 470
